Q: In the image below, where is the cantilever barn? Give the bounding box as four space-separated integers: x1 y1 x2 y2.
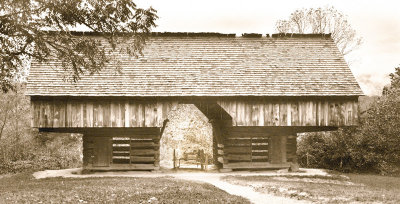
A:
26 32 363 171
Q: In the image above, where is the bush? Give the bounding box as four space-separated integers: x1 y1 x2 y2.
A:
298 121 400 175
297 79 400 175
297 128 356 172
0 133 82 174
0 84 82 174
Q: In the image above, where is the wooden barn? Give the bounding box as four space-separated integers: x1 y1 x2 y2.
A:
26 32 363 171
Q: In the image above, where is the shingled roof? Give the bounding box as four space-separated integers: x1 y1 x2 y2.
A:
26 33 363 96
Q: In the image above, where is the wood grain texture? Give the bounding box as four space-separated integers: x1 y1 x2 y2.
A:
217 98 359 127
31 97 359 128
83 131 160 170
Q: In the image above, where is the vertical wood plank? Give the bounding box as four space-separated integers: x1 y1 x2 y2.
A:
102 101 110 127
32 101 38 127
82 102 87 127
86 102 93 128
301 101 307 126
279 102 287 126
353 101 358 125
73 102 80 128
138 103 145 127
110 102 116 127
93 102 98 127
251 102 259 126
124 101 129 127
236 101 245 126
297 101 303 126
39 101 44 127
119 101 125 127
49 101 54 128
258 102 264 126
286 103 291 126
306 101 314 126
145 103 153 127
53 101 60 128
317 101 322 126
338 102 345 126
264 103 272 126
272 103 279 126
35 101 41 128
153 103 158 126
334 103 339 126
312 101 317 126
130 102 138 127
345 101 352 125
116 101 121 127
59 101 66 128
291 102 299 126
157 101 164 127
80 103 84 127
328 102 335 126
245 100 252 126
230 100 237 126
44 101 52 127
322 101 327 126
66 101 72 127
97 102 103 127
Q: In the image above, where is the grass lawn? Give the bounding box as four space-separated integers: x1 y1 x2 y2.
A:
222 173 400 203
0 173 249 203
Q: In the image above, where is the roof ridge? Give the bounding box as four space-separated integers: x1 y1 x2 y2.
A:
45 31 332 39
271 33 332 38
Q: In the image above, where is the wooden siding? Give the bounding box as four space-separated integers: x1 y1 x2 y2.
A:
220 126 296 169
32 99 178 128
83 128 160 170
218 98 358 126
32 97 358 128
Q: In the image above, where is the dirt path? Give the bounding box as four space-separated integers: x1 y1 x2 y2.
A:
33 168 325 204
172 173 309 204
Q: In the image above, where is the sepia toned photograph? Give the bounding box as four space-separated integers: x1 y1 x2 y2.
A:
1 0 399 203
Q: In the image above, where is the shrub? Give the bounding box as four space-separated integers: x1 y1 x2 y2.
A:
297 68 400 175
0 84 82 174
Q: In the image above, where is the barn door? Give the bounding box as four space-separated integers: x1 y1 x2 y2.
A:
93 137 111 167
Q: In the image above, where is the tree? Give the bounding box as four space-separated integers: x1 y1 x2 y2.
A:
388 65 400 90
297 65 400 175
276 6 362 56
0 0 158 91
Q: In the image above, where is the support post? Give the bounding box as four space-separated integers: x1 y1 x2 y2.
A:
173 149 176 169
287 134 299 172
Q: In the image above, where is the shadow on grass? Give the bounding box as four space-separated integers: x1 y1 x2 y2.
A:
0 172 250 203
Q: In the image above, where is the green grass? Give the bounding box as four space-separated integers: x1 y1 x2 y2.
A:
222 173 400 204
0 173 249 203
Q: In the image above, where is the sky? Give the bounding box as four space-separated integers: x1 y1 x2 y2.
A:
135 0 400 96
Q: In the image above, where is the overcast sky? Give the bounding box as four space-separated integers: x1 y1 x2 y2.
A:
136 0 400 96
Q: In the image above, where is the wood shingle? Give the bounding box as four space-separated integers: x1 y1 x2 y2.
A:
26 33 363 96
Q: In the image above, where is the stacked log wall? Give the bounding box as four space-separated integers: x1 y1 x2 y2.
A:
82 128 160 170
221 127 295 169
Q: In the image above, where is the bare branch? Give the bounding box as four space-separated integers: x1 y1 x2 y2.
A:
275 6 362 56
